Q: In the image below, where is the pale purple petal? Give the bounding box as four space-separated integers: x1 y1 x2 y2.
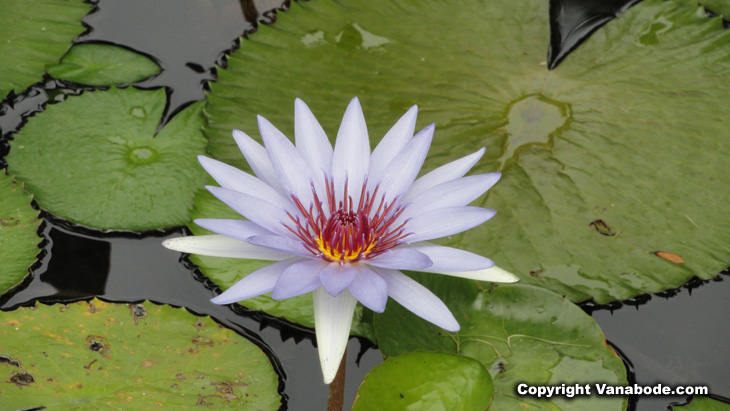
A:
404 207 496 243
373 124 434 207
366 248 432 270
374 267 459 332
258 115 321 207
347 264 388 313
401 173 501 221
197 156 290 207
232 129 283 192
210 258 301 304
319 263 357 296
295 98 333 202
432 266 521 283
162 235 291 260
206 186 292 238
332 97 369 207
271 258 327 299
247 235 313 258
194 219 273 242
403 147 486 202
407 244 494 272
367 105 417 188
313 288 358 383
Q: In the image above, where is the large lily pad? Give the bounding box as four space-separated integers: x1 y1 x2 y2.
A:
7 87 208 230
187 188 376 341
0 0 90 100
352 351 493 411
374 277 627 410
47 43 161 86
0 174 41 295
0 298 281 410
204 0 730 304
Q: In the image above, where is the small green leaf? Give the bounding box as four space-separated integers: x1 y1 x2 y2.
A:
0 174 41 295
47 43 161 86
7 87 207 230
671 396 730 411
352 351 493 411
188 188 376 341
0 299 281 410
374 277 627 410
0 0 90 99
204 0 730 304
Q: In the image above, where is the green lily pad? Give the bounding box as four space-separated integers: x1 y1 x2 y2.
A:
0 298 281 410
0 174 41 295
671 396 730 410
0 0 90 100
374 277 627 410
188 188 376 341
47 43 161 86
204 0 730 304
7 87 207 230
351 351 493 411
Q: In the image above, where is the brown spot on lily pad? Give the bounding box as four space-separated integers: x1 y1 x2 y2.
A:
653 251 685 264
130 304 147 325
86 335 112 358
9 371 35 387
589 219 616 236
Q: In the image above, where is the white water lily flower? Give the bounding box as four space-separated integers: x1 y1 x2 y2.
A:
163 98 518 383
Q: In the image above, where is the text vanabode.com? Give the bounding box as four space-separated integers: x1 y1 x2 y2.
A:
516 383 709 398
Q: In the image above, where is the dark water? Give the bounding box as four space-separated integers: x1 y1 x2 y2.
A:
1 0 729 410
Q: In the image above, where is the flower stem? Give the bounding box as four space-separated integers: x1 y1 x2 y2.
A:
327 348 347 411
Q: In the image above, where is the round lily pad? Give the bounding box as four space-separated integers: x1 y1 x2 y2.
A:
7 87 208 230
47 43 161 86
187 188 376 341
352 351 492 411
0 0 90 99
0 298 281 410
204 0 730 304
0 174 41 295
374 276 628 410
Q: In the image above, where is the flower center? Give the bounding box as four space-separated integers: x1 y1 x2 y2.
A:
284 178 409 263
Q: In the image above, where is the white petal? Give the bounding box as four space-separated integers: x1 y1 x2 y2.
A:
258 115 320 207
313 288 358 384
247 235 314 258
198 156 290 207
403 147 486 202
210 258 301 304
374 267 459 332
348 264 388 313
295 98 333 192
319 263 357 296
194 219 273 242
332 97 369 207
407 244 494 272
434 265 521 283
373 124 434 207
206 186 292 238
232 129 283 192
367 105 417 187
271 258 326 299
404 206 496 243
401 173 501 220
366 248 432 270
162 235 291 260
